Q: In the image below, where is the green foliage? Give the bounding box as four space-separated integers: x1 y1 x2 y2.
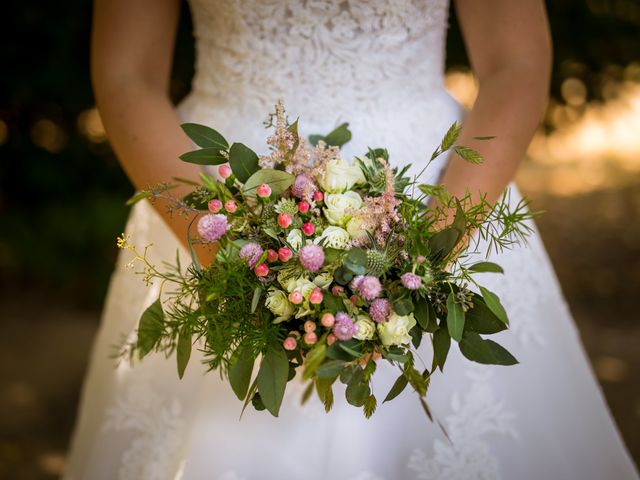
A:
228 143 260 183
243 169 295 196
469 261 504 273
454 145 484 165
480 287 509 325
181 123 229 150
309 122 352 148
228 346 256 401
459 331 518 365
446 292 465 342
136 298 165 359
432 328 451 372
383 374 409 403
465 295 509 334
256 345 289 416
176 326 192 379
343 247 368 275
180 147 228 166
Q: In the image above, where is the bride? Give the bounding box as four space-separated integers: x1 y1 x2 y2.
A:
64 0 638 479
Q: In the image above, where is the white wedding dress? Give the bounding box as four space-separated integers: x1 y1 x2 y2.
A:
64 1 638 479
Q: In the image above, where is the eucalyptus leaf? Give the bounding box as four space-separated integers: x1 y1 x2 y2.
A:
480 287 509 325
345 381 370 407
466 296 508 334
229 348 256 400
338 342 362 358
394 297 414 316
343 247 368 275
459 331 518 365
446 293 465 342
136 298 164 359
179 147 228 166
469 262 504 274
322 122 352 148
428 228 460 262
316 360 346 380
432 327 451 372
256 346 289 416
181 123 228 149
413 298 431 330
410 324 423 349
176 327 192 379
383 374 409 403
303 344 327 379
251 286 263 314
243 169 295 197
229 142 260 183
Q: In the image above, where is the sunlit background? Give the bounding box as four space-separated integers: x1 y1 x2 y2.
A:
1 0 639 478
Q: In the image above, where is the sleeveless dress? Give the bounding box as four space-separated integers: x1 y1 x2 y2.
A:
64 1 639 479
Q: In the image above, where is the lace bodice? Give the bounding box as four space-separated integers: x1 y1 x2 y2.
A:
182 0 460 181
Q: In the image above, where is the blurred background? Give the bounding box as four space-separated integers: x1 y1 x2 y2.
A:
0 0 639 478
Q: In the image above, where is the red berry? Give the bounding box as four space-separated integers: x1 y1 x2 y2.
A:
298 200 310 213
254 263 269 277
277 213 292 229
278 247 293 262
301 222 315 236
266 249 279 263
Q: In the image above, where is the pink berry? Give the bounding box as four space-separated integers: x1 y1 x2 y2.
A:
218 164 232 179
313 191 324 202
208 199 223 213
254 263 269 277
283 337 297 351
327 333 337 345
304 332 318 345
301 222 315 236
289 290 303 304
278 247 293 262
304 320 317 333
309 288 323 305
277 213 292 229
266 249 279 263
350 295 358 305
257 183 272 198
321 313 335 328
298 200 310 213
332 285 344 296
224 199 237 213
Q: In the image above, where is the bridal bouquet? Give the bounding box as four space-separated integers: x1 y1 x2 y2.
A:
120 102 534 419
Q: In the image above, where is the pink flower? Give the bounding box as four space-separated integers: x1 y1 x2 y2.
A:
299 244 325 272
208 199 223 213
331 285 344 296
266 249 279 263
218 164 232 179
304 332 318 345
197 214 229 243
289 290 303 304
254 263 269 277
278 247 293 262
291 175 316 199
277 213 292 229
401 272 422 290
224 199 237 213
332 312 359 341
369 298 391 323
301 222 315 236
283 337 297 351
257 183 272 198
304 320 317 333
356 275 382 301
239 242 263 268
309 287 323 305
321 313 335 328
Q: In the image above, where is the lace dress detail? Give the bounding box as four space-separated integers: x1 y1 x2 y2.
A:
63 0 638 479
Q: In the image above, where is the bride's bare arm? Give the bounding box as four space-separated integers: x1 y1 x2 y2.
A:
442 0 552 204
92 0 214 261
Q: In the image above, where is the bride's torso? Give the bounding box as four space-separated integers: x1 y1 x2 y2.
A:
179 0 462 182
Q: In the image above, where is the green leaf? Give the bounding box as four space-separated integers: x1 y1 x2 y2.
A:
316 360 346 380
228 142 260 183
334 267 354 285
186 217 202 272
327 341 355 361
228 347 256 401
440 122 462 152
459 331 518 365
469 262 504 274
243 169 295 197
413 298 431 330
343 248 368 275
322 123 352 148
182 191 209 211
251 392 266 411
303 344 327 379
480 287 509 325
136 298 164 359
432 327 451 372
446 293 465 342
125 190 151 206
181 123 228 149
383 374 409 403
472 135 496 140
176 327 192 379
339 364 363 385
466 296 508 334
251 286 263 314
383 349 409 363
393 297 414 316
346 381 370 407
256 346 289 416
322 293 345 313
454 145 484 165
363 394 377 418
338 342 362 358
308 134 323 146
428 228 460 262
410 324 423 349
179 147 228 166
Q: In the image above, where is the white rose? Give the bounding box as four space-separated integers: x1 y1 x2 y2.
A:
316 226 351 250
313 271 334 289
353 314 376 341
346 216 370 241
377 312 417 346
319 157 366 193
323 191 363 226
265 289 295 323
286 228 304 251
